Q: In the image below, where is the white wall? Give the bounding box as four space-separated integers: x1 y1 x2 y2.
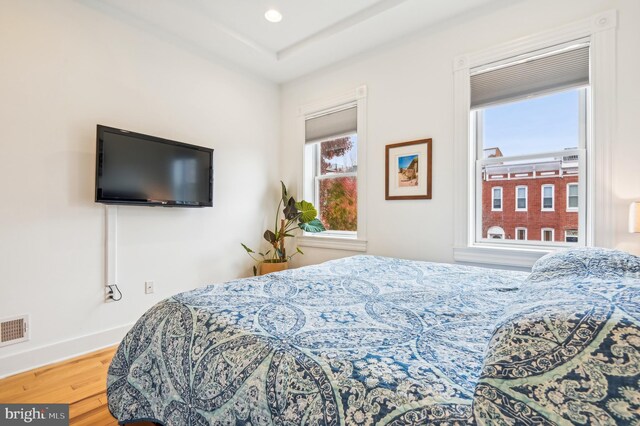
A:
1 0 638 377
0 0 279 376
281 0 640 267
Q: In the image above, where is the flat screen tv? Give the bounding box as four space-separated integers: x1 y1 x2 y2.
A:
95 125 213 207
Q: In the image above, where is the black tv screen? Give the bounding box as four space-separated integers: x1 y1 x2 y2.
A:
95 125 213 207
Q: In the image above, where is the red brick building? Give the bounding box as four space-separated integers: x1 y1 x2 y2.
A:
482 148 579 243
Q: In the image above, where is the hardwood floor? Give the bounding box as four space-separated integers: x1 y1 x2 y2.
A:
0 346 155 425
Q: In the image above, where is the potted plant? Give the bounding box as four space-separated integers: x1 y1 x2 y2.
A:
241 181 326 275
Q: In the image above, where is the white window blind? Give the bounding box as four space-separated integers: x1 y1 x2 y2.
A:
470 44 589 109
305 106 357 144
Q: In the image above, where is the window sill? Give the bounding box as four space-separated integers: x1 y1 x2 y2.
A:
297 235 367 252
453 245 554 269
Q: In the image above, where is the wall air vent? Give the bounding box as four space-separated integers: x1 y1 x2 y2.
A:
0 315 29 347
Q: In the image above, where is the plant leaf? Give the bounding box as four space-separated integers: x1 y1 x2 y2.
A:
263 230 277 244
283 197 298 220
241 243 255 254
298 218 326 233
295 200 317 223
296 247 304 255
280 181 288 204
252 265 258 276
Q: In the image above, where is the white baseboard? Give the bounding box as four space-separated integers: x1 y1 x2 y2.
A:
0 323 134 379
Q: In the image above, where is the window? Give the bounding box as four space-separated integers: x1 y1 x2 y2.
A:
454 11 617 267
565 229 578 242
516 186 528 211
470 40 589 248
567 183 579 211
541 185 555 211
300 86 368 252
492 187 502 211
515 227 527 240
541 228 554 242
487 226 505 239
304 106 358 233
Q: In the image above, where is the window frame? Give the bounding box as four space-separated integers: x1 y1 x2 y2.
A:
541 184 555 212
297 86 368 252
515 227 527 240
515 186 528 211
565 229 579 242
491 187 503 212
452 10 617 268
566 183 579 212
541 228 555 242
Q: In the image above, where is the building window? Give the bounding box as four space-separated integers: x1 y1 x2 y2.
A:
473 41 589 247
565 229 578 242
492 187 502 211
541 228 554 242
487 226 505 239
515 186 527 211
541 185 555 211
567 183 579 211
515 227 527 240
304 106 358 233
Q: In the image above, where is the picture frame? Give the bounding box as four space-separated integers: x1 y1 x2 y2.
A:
385 138 432 200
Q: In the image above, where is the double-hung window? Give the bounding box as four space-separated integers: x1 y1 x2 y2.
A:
305 106 358 234
454 11 616 267
472 41 589 247
567 183 579 211
491 187 502 211
516 186 527 211
541 185 555 211
300 86 368 251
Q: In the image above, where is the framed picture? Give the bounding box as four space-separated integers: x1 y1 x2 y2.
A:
385 138 432 200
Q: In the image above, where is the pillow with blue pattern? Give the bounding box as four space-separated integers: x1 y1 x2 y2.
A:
527 247 640 282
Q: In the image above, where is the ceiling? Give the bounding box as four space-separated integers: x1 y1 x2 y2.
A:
85 0 513 83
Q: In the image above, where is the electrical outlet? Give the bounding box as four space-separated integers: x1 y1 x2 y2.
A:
105 287 114 302
145 281 154 294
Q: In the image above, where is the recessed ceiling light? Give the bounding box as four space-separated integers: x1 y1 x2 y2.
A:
264 9 282 23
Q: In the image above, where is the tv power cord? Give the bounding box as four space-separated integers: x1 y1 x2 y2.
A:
106 284 123 301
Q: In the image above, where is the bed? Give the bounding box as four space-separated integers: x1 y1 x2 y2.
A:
107 249 640 425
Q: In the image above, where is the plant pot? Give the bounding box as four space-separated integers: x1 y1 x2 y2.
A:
260 261 288 275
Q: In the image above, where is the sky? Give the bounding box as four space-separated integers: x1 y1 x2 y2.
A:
398 154 417 169
482 89 580 157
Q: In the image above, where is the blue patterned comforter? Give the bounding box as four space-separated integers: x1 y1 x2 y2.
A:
108 249 640 425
